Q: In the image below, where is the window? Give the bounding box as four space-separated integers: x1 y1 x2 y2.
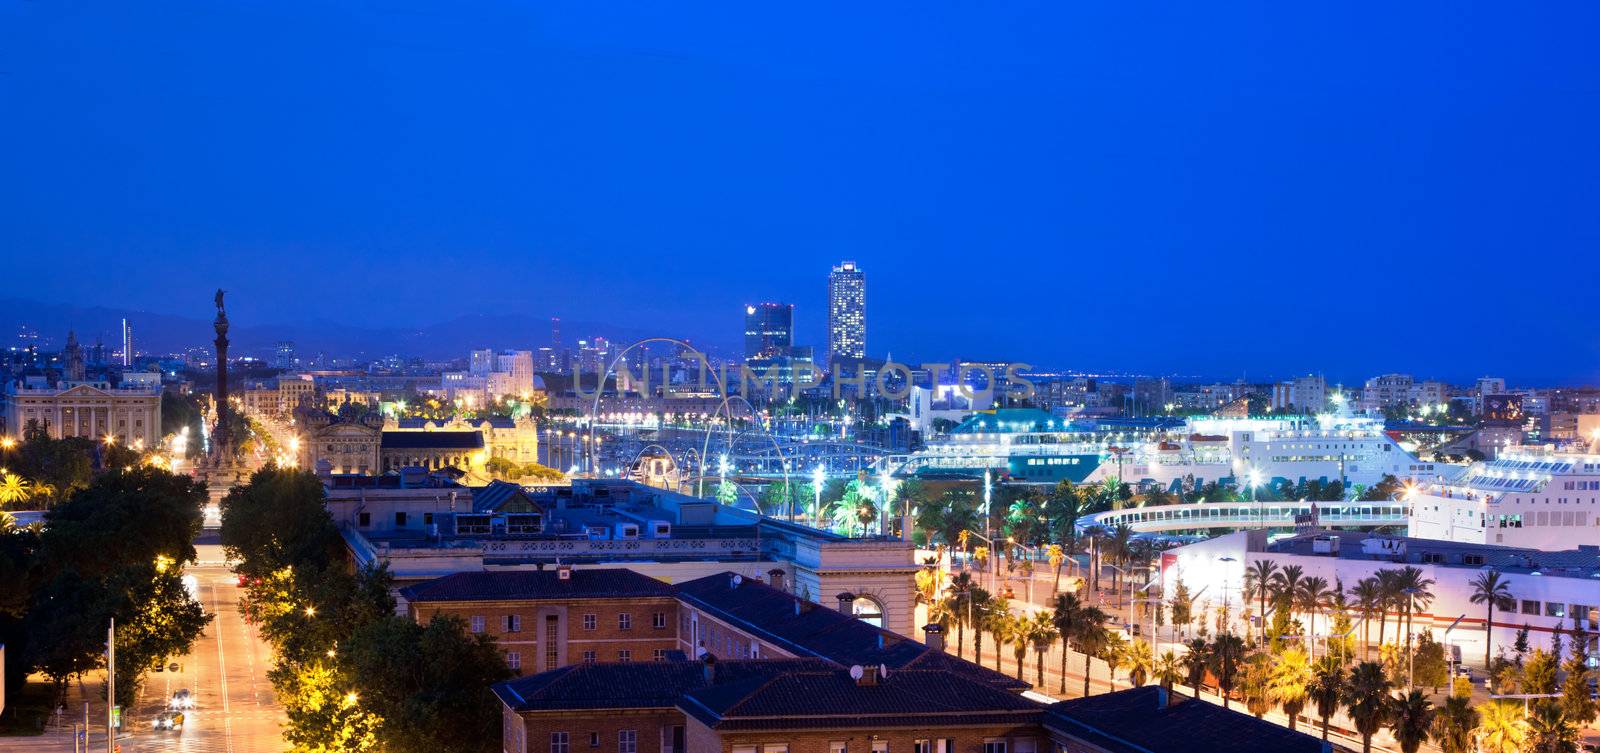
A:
618 731 637 753
652 612 667 629
582 650 596 663
832 743 849 753
735 747 758 753
1522 600 1541 615
1421 552 1443 564
395 511 408 526
850 596 884 628
506 651 521 671
983 742 1008 753
653 649 667 661
505 614 522 633
358 512 371 527
761 746 787 753
872 743 888 753
663 726 685 753
1548 602 1567 618
470 615 486 633
618 650 632 662
582 614 597 631
619 613 633 630
550 732 569 753
589 732 599 748
423 512 434 526
544 615 559 669
1464 554 1486 566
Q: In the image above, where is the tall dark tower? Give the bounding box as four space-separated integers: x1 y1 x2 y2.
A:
212 289 231 457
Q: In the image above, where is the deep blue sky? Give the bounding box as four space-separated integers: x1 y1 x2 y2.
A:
3 2 1598 383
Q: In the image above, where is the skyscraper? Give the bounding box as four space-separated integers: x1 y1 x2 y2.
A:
274 340 297 370
827 261 865 365
120 318 134 366
743 303 794 359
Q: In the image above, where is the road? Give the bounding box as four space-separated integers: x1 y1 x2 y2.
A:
129 564 286 753
12 564 286 753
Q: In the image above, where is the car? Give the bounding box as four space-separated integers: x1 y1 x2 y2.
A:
151 711 184 731
168 662 180 672
170 689 194 710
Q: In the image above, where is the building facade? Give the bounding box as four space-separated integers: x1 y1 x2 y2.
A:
2 379 162 447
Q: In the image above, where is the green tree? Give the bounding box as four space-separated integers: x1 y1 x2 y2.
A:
1071 603 1111 697
1343 661 1393 753
1524 648 1558 696
1051 593 1102 696
1412 632 1449 693
1168 579 1193 638
1154 649 1182 693
1243 560 1278 638
341 614 513 753
1388 690 1435 753
1026 612 1058 689
1209 633 1247 710
1558 649 1596 729
1429 694 1479 753
1123 638 1153 688
1269 646 1312 731
1241 654 1273 719
221 466 341 579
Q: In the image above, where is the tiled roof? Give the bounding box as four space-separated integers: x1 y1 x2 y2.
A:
472 480 542 512
399 568 673 603
380 431 484 449
1044 687 1330 753
675 572 1027 690
492 658 834 712
680 668 1043 732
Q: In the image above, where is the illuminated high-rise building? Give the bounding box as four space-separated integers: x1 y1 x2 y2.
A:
743 303 793 359
826 261 865 366
120 318 134 366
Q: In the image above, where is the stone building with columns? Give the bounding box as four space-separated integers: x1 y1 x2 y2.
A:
2 378 163 447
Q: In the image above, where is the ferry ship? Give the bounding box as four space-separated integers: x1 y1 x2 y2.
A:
901 408 1448 492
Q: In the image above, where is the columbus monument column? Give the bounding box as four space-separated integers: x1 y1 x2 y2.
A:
212 288 231 459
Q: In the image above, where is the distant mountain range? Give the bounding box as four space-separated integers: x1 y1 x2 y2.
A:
0 299 739 361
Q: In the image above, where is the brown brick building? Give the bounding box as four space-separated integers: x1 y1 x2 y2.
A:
400 567 678 675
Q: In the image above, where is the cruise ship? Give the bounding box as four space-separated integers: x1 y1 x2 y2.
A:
901 408 1448 493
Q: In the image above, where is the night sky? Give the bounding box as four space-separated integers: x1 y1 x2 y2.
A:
3 2 1598 383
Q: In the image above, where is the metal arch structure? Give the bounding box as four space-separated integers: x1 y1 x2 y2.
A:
1076 499 1409 535
585 336 723 476
622 442 694 494
697 393 791 498
583 337 791 500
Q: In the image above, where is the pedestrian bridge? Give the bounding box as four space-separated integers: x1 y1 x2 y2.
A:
1080 500 1408 534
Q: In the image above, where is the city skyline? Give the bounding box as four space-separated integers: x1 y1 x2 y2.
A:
6 3 1600 383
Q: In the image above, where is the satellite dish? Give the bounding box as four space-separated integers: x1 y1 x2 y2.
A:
879 664 889 678
731 575 743 587
849 665 864 680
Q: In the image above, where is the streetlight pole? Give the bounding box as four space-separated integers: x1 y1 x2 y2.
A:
106 618 115 753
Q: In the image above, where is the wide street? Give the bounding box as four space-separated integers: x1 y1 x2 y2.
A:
8 561 285 753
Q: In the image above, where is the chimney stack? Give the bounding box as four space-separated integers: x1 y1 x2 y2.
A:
767 568 786 592
922 623 946 653
836 592 855 615
701 652 718 685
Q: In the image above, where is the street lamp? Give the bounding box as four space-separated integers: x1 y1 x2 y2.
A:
1218 556 1238 635
811 465 826 528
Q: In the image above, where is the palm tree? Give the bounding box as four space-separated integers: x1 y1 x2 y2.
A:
1083 525 1106 593
1476 700 1530 753
1350 577 1382 661
1241 654 1273 719
1468 570 1516 671
1181 638 1210 699
1154 650 1182 693
1244 559 1279 634
1209 633 1246 709
1310 657 1347 742
1393 566 1436 658
0 473 31 507
1296 576 1333 659
1100 632 1129 689
946 572 977 661
1051 593 1094 694
1047 544 1066 596
1430 694 1479 753
1375 568 1401 651
1271 564 1306 628
1527 701 1578 753
1027 612 1058 689
982 596 1011 672
1003 613 1028 681
1343 661 1394 753
971 588 994 665
1106 523 1133 598
1388 689 1435 753
1269 646 1312 731
1124 638 1154 687
1073 610 1110 697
